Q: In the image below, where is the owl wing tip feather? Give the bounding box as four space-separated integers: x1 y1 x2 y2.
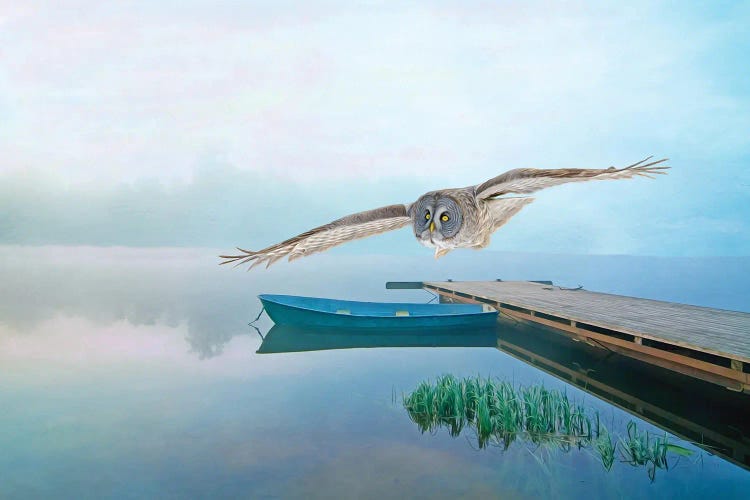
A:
218 248 262 269
621 157 669 173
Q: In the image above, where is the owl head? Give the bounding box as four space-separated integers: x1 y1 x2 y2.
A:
413 193 464 244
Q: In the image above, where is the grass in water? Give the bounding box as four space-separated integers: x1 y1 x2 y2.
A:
619 421 694 482
403 375 691 480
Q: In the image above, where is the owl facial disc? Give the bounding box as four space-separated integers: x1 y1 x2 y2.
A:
413 195 463 245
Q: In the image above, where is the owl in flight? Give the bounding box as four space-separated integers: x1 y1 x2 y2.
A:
220 157 668 270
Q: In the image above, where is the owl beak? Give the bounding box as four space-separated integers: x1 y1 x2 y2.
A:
429 221 435 232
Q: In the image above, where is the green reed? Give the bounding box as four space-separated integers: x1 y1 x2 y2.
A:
403 375 691 479
619 421 694 482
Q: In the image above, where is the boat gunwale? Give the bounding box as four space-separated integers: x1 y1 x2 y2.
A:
258 294 498 319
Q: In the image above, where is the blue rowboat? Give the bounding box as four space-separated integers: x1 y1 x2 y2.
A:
258 294 498 329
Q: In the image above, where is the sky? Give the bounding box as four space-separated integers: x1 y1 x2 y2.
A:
1 1 749 256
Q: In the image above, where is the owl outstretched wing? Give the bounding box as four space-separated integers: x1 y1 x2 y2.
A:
474 156 669 199
219 204 412 269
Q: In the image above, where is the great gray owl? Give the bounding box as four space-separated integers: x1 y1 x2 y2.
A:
220 157 668 269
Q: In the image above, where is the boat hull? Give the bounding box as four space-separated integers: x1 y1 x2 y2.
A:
259 294 498 329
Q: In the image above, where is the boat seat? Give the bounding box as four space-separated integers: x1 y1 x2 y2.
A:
335 309 351 315
395 310 410 317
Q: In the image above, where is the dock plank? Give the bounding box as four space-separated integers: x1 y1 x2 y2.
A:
425 281 750 363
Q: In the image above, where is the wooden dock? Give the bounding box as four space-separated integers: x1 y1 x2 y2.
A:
419 280 750 392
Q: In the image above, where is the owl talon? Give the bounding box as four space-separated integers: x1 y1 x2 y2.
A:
434 248 451 259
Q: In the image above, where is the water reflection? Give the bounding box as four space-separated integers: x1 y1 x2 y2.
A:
3 247 750 497
258 318 750 474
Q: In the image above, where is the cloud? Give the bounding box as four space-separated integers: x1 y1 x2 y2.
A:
1 1 749 183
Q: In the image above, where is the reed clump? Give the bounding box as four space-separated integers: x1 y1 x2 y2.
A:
403 374 692 480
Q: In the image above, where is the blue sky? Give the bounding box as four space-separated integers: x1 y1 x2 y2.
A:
1 1 748 256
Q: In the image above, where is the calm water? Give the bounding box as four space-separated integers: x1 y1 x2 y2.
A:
1 247 749 499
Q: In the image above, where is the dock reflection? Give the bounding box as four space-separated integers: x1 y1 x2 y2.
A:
495 318 750 472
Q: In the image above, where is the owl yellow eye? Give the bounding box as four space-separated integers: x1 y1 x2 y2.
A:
441 214 449 222
425 212 431 220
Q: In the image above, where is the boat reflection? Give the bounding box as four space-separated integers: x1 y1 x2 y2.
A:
256 324 498 353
